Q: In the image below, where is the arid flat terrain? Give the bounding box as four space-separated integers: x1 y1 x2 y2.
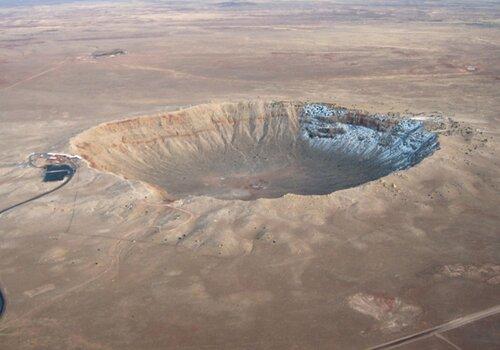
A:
0 1 499 349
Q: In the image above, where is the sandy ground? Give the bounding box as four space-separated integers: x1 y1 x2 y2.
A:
0 1 499 349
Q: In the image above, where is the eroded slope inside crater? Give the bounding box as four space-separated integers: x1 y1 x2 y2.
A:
71 101 438 200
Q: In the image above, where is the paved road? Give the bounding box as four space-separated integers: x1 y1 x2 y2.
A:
0 173 73 216
0 171 75 318
370 304 500 349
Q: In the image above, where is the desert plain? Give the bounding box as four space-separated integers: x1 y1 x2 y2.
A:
0 1 499 349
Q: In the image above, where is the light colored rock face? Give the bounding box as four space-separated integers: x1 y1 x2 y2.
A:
71 101 438 201
301 104 439 170
347 293 422 332
436 264 500 285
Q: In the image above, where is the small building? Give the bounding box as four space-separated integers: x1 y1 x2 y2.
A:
43 164 74 182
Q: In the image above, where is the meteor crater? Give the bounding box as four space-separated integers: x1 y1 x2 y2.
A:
72 101 438 200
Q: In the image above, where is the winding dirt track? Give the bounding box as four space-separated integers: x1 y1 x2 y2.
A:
0 59 68 92
0 185 195 332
